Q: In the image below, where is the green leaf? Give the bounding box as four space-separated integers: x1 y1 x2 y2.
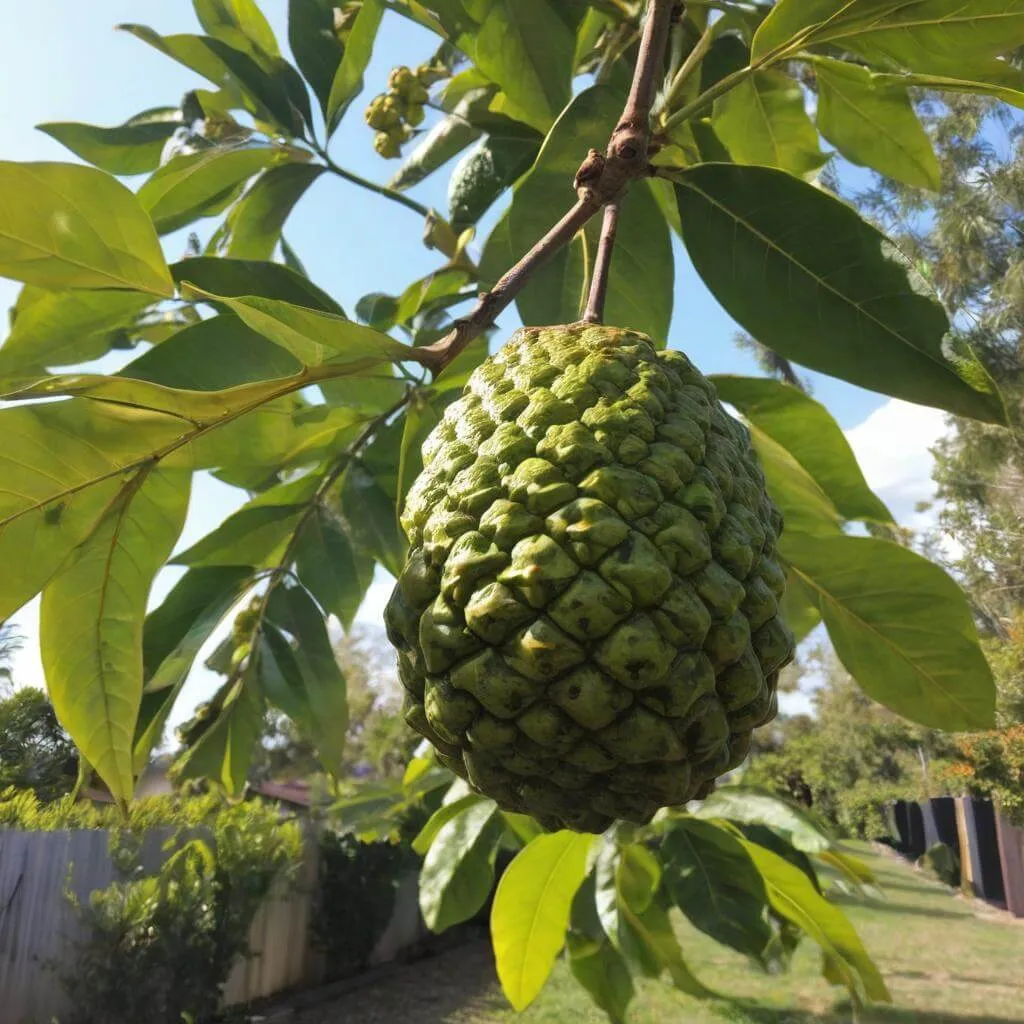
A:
448 133 541 231
470 0 574 133
413 793 488 855
748 426 844 538
748 425 843 537
293 507 374 630
567 933 634 1024
873 67 1024 110
662 818 772 960
119 25 250 108
492 832 594 1011
0 289 153 372
781 568 822 644
193 0 279 61
172 256 344 314
135 566 253 771
288 0 345 115
813 58 940 191
187 290 413 368
737 836 890 1004
175 660 265 794
0 162 174 295
594 838 663 972
711 375 892 523
340 461 407 577
739 824 823 892
419 799 503 931
225 163 324 260
694 787 834 854
621 900 714 999
118 25 302 133
326 0 384 134
174 503 304 568
0 401 184 622
675 165 1006 424
510 86 672 338
262 584 348 772
782 533 997 731
389 108 483 192
37 109 183 176
753 0 1024 78
123 314 302 389
201 35 311 136
41 467 190 802
712 70 826 176
138 146 296 235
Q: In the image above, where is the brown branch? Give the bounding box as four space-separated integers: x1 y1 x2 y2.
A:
416 0 677 376
583 203 621 325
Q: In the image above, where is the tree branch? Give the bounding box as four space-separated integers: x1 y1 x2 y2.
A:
418 0 677 376
583 203 621 325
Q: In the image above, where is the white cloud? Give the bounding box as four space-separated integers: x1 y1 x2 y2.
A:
843 398 950 532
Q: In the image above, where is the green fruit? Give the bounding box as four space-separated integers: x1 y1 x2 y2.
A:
365 94 402 131
388 65 429 104
385 325 794 833
416 61 447 86
374 130 403 159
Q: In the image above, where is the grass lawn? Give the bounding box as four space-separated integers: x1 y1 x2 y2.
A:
292 843 1024 1024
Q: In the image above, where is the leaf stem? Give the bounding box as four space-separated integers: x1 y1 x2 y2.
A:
661 20 715 114
583 203 621 325
417 0 678 374
247 388 413 647
315 147 431 219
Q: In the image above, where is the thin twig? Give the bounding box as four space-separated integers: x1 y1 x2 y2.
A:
583 203 621 325
318 150 431 219
661 20 715 114
417 197 600 373
247 389 413 646
418 0 677 375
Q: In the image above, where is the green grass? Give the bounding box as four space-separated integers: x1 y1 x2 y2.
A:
295 843 1024 1024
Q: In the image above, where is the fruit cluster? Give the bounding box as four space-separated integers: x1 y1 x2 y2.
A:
365 62 446 159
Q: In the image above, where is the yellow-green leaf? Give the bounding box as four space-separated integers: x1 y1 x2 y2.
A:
783 533 997 731
41 467 190 802
0 162 174 295
138 147 296 235
492 832 594 1011
713 70 826 176
814 58 940 191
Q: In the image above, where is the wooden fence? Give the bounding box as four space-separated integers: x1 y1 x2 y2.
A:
0 826 420 1024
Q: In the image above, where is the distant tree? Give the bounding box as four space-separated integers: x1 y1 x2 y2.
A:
746 643 960 839
0 623 21 693
0 687 79 800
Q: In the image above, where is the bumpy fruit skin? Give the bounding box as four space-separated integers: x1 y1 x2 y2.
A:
385 325 794 833
374 130 403 159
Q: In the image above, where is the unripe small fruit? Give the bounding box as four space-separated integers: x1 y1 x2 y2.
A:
416 61 447 86
374 130 402 159
389 65 429 104
405 102 425 128
365 94 402 131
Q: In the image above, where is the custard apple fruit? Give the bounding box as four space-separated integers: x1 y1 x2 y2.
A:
384 325 794 833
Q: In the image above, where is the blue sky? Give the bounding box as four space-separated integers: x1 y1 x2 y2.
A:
1 1 949 726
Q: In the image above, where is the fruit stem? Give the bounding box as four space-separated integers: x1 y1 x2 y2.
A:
583 202 621 325
415 0 677 375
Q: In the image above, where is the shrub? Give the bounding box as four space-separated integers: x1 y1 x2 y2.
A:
312 831 417 979
938 726 1024 826
14 793 307 1024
